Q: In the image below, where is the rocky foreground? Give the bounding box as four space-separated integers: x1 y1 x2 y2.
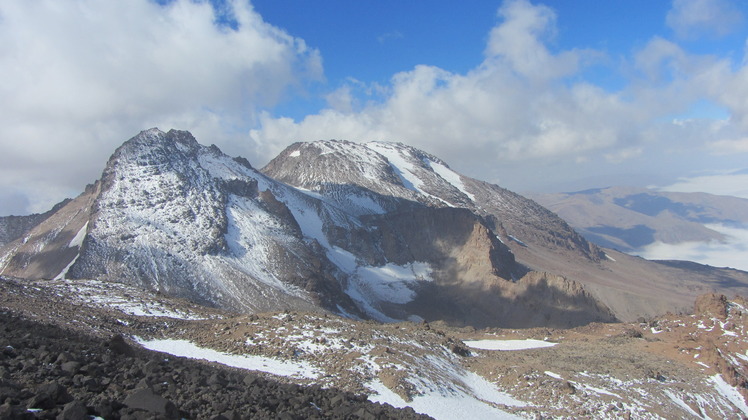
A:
2 275 748 419
0 309 429 419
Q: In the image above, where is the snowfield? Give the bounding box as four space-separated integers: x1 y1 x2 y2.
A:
463 339 558 351
367 377 524 420
137 338 321 380
136 333 528 420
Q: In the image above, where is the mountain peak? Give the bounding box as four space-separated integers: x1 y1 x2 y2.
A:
117 128 200 153
5 129 748 328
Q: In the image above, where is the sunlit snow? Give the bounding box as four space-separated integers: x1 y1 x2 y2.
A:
712 373 748 415
428 160 475 201
366 357 526 420
463 339 557 351
355 262 432 304
367 143 423 192
54 222 89 280
137 338 321 380
59 280 208 320
68 222 88 247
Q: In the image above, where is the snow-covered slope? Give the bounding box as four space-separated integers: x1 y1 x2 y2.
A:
0 130 618 326
66 129 363 315
264 140 601 261
263 139 748 322
10 130 746 325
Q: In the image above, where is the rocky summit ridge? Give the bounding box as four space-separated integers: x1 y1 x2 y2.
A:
2 129 748 327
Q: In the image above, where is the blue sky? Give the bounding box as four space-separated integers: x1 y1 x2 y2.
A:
2 0 748 215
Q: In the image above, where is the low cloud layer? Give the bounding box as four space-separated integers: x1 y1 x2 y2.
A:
636 224 748 271
658 172 748 199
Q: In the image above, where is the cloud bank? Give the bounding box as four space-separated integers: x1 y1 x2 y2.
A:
248 0 748 194
0 0 320 214
3 0 748 215
636 223 748 271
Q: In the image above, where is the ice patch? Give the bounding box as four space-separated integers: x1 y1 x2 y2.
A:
464 339 557 351
137 338 321 380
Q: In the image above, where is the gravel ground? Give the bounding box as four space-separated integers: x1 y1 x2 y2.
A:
0 309 430 419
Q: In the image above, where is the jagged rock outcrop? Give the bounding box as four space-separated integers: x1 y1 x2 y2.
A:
695 293 730 319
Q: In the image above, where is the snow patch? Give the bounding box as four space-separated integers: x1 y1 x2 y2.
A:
355 261 432 304
428 160 475 201
544 371 563 380
289 150 301 157
137 338 321 380
712 373 748 415
53 222 89 280
344 261 433 322
464 339 557 351
54 254 79 280
223 195 306 298
576 383 621 399
326 244 433 321
663 390 701 417
68 222 88 247
53 280 209 320
368 143 423 192
366 365 525 420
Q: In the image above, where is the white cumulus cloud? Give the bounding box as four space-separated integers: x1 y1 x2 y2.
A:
250 0 748 195
0 0 321 214
666 0 743 39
